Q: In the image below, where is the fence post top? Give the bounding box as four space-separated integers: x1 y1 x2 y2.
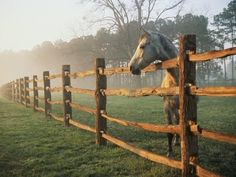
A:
62 64 70 68
96 58 105 63
43 71 49 75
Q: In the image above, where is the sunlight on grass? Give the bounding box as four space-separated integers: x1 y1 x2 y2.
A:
0 96 235 177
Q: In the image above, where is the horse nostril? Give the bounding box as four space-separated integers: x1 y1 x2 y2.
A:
130 66 133 71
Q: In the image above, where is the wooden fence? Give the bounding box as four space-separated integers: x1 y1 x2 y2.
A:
1 35 236 177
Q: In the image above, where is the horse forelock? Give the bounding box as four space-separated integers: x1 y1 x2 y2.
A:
138 33 149 43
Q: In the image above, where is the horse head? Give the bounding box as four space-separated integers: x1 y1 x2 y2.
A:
128 30 178 75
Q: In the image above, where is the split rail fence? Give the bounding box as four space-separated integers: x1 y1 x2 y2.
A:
1 35 236 177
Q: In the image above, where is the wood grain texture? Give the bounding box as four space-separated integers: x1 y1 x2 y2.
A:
95 58 107 145
47 73 62 80
190 86 236 96
33 75 39 111
24 77 30 107
35 107 45 113
189 47 236 62
102 113 180 134
47 100 64 105
103 87 179 97
70 102 96 115
196 165 222 177
70 119 96 133
65 86 95 96
69 70 95 78
48 87 63 92
190 125 236 145
43 71 52 118
179 35 198 177
49 113 64 122
62 65 72 126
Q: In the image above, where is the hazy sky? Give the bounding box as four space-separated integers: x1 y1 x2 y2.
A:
0 0 232 51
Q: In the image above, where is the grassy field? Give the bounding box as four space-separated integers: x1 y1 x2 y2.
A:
0 95 235 177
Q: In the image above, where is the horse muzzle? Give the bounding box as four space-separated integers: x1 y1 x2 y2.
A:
130 65 141 75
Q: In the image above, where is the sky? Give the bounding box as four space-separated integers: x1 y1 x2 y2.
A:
0 0 232 52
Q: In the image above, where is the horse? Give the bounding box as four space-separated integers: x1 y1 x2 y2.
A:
128 30 179 157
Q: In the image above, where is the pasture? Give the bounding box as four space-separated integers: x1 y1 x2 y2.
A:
0 95 235 177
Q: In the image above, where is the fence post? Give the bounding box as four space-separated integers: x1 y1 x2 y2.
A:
43 71 51 118
20 78 24 104
95 58 107 145
14 81 16 102
17 79 20 103
33 75 39 111
16 79 19 103
179 35 198 177
62 65 72 126
24 77 30 107
11 81 15 101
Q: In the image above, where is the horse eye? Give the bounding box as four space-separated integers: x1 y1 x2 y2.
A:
140 44 145 49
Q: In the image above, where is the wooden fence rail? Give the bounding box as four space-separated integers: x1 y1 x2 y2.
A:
1 35 236 177
190 124 236 145
189 47 236 62
190 86 236 96
103 86 179 97
69 70 95 78
65 87 95 96
102 113 181 134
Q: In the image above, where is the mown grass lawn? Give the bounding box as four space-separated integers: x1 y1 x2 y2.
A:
0 95 235 177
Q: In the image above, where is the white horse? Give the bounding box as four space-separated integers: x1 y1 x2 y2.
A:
128 30 179 157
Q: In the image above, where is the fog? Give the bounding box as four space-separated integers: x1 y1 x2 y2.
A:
0 0 235 88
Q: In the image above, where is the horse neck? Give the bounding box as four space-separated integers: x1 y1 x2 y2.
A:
163 50 179 86
162 54 179 86
166 68 179 85
151 33 179 85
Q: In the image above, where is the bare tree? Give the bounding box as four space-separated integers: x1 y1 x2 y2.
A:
79 0 185 88
81 0 185 57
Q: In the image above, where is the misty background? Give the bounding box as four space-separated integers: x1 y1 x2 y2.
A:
0 0 235 89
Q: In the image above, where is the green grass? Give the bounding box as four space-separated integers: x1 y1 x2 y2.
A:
0 95 235 177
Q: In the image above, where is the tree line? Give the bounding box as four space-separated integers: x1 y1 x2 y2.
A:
0 0 235 87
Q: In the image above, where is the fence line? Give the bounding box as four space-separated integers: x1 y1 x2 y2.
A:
1 34 236 177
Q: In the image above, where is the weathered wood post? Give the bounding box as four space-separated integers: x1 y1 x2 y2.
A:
9 82 11 99
62 65 72 126
16 79 19 103
9 82 11 100
17 79 20 103
12 81 15 101
95 58 107 145
24 77 30 107
14 81 16 102
33 75 39 111
179 35 198 177
43 71 51 118
20 78 24 104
